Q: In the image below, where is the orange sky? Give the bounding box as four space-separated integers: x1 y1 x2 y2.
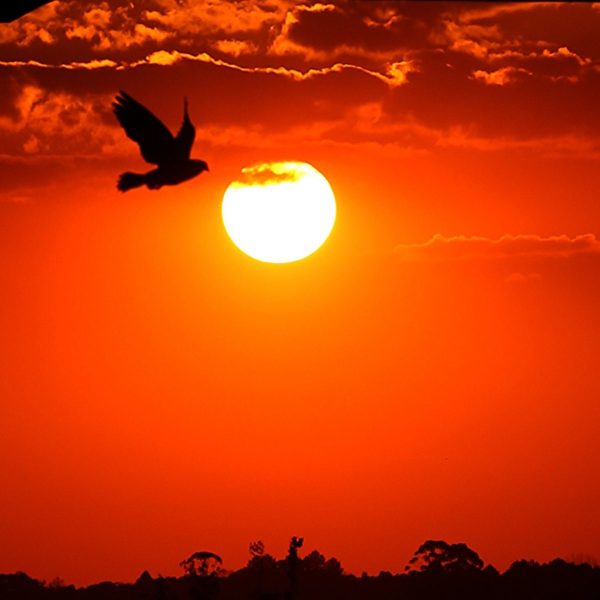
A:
1 0 600 586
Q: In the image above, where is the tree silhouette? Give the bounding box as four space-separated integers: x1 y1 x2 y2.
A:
249 540 265 558
301 550 343 576
2 538 600 600
179 551 224 577
287 536 304 598
406 540 484 573
288 537 304 562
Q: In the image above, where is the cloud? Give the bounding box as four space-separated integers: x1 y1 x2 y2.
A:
434 2 598 85
1 0 597 100
434 19 505 60
232 162 301 186
0 58 118 69
213 39 258 57
0 84 121 156
441 23 593 76
0 48 413 87
0 1 58 45
457 2 559 25
64 4 112 43
541 46 592 67
144 0 288 37
472 66 531 85
493 45 595 82
0 2 599 163
180 50 410 86
2 54 597 162
395 234 600 261
125 49 415 87
95 23 171 51
326 100 600 158
269 1 429 62
0 0 181 55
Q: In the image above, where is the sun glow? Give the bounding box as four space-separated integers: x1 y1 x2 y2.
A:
222 161 336 263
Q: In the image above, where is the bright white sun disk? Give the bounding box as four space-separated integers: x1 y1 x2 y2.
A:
222 161 336 263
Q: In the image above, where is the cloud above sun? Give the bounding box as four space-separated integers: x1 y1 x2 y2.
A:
1 0 599 213
1 2 598 144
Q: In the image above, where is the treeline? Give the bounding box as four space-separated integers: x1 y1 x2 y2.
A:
2 538 600 599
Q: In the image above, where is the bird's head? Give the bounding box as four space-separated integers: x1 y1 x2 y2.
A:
190 159 209 175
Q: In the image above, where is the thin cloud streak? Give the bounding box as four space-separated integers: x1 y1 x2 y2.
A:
395 233 600 261
0 58 118 69
0 49 414 87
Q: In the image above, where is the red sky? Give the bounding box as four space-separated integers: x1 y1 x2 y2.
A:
1 0 600 586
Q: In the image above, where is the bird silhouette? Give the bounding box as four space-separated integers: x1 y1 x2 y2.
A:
113 91 208 192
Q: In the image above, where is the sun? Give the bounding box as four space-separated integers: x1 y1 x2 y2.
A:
222 161 336 263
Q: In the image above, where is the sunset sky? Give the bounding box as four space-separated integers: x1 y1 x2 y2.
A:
1 0 600 586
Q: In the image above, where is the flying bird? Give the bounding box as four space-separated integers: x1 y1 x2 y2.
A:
113 91 208 192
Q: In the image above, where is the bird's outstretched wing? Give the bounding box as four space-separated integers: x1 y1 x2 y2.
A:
174 98 196 160
113 91 175 165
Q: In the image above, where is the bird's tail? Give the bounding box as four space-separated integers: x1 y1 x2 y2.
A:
117 171 146 192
